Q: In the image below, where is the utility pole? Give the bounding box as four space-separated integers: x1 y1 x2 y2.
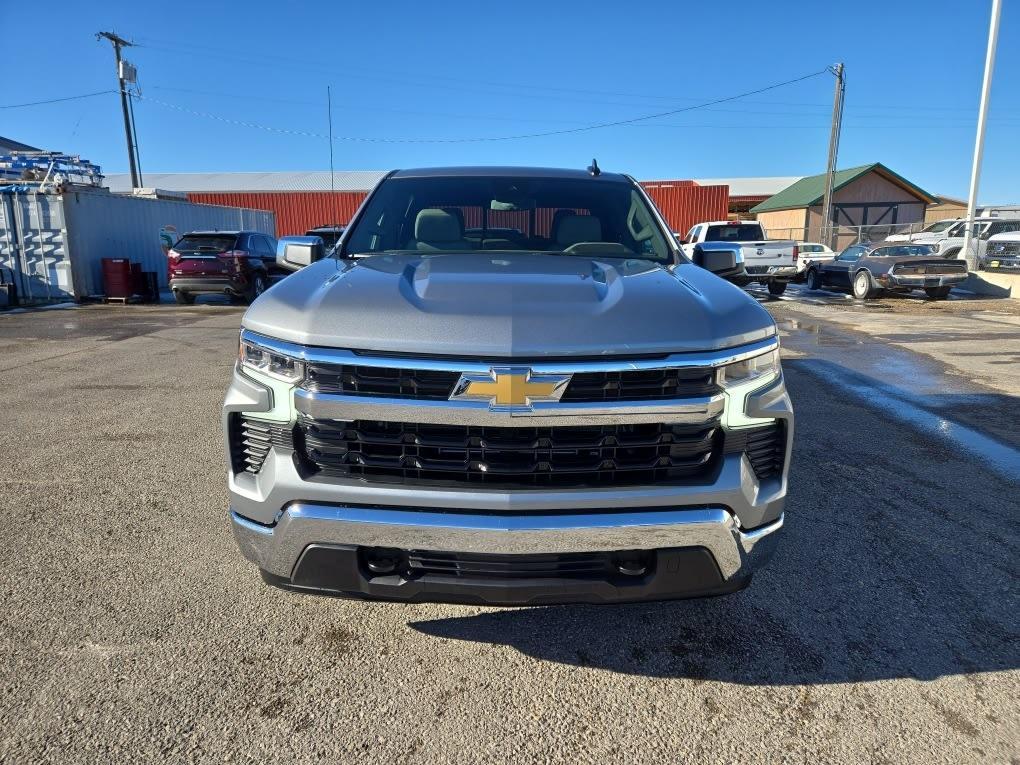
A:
961 0 1001 272
97 31 140 188
819 63 845 248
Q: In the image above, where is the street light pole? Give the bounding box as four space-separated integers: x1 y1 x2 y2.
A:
97 31 140 189
820 63 845 249
960 0 1001 271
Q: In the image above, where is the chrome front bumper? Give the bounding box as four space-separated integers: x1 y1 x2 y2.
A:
233 504 783 581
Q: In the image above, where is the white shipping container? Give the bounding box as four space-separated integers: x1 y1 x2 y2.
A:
0 188 275 302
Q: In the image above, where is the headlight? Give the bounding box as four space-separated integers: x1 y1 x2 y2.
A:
239 336 305 383
931 242 941 253
718 348 780 388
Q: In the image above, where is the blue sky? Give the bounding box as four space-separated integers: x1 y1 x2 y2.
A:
3 0 1018 201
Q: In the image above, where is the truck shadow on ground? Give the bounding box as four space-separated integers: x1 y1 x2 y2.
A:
409 363 1020 685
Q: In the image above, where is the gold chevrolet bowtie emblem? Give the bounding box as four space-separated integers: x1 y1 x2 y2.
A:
451 368 571 409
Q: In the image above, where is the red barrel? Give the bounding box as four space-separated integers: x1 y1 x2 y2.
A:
102 258 133 298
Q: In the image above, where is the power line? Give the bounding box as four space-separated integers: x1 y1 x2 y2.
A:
137 69 832 144
0 90 117 109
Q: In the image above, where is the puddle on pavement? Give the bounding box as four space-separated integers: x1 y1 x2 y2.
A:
791 359 1020 482
778 317 956 396
780 313 1020 481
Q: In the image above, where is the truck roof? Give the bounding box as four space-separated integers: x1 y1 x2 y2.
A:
696 220 761 227
390 166 632 183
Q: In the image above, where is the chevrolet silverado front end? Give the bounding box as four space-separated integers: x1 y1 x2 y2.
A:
224 167 792 606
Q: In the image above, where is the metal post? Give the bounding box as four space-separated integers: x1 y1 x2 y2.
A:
97 31 140 189
961 0 1001 271
820 63 845 250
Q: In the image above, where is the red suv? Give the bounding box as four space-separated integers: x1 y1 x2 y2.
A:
167 231 278 305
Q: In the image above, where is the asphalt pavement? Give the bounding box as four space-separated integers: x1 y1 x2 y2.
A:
0 294 1017 764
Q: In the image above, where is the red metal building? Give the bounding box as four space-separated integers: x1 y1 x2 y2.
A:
108 171 729 238
188 182 728 239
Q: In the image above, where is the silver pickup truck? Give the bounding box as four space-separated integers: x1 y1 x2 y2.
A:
224 166 792 606
679 221 799 296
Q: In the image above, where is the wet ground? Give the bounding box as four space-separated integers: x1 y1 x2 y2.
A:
0 294 1018 763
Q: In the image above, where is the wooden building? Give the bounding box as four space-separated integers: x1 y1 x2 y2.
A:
751 163 936 242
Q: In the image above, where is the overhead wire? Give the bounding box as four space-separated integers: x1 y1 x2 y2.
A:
137 69 833 144
1 90 118 109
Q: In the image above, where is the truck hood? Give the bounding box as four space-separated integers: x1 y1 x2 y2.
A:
243 253 776 357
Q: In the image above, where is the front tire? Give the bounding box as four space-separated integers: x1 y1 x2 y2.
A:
852 270 876 300
806 268 822 291
247 273 268 304
767 281 788 297
173 290 195 305
925 286 952 300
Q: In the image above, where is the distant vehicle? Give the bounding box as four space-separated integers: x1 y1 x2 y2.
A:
805 243 968 300
982 232 1020 272
792 242 835 282
167 230 278 305
304 224 345 250
680 220 798 296
884 219 960 243
931 216 1020 260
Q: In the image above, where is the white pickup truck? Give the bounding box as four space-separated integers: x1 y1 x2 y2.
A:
680 221 798 296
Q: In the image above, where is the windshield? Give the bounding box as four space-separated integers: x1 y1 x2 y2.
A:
172 234 237 254
874 245 934 257
921 220 956 234
342 175 673 264
704 223 765 242
947 221 991 237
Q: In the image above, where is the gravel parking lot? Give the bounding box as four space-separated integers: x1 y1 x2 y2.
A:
1 294 1018 763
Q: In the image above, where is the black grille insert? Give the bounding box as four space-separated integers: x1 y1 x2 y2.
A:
230 415 294 474
297 417 721 487
302 363 718 402
723 422 786 480
561 368 717 401
304 364 459 399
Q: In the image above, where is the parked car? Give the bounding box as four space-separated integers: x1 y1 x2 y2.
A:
804 243 968 300
680 220 798 296
884 219 960 243
167 230 278 305
225 166 791 606
982 232 1020 271
792 242 835 282
931 217 1020 260
304 224 345 250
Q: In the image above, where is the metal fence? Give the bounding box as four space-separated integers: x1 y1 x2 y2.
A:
764 222 932 250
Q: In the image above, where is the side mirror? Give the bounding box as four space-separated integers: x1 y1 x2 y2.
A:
276 236 324 271
692 244 740 276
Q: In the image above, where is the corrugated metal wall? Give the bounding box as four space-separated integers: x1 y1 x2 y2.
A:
64 192 275 294
0 190 275 301
188 182 730 238
643 184 730 234
188 192 365 238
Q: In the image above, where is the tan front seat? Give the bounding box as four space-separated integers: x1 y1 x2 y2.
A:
411 209 470 251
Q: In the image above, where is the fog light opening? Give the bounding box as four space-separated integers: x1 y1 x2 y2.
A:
615 557 648 577
364 548 402 575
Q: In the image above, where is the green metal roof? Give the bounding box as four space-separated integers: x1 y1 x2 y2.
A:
750 163 936 213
